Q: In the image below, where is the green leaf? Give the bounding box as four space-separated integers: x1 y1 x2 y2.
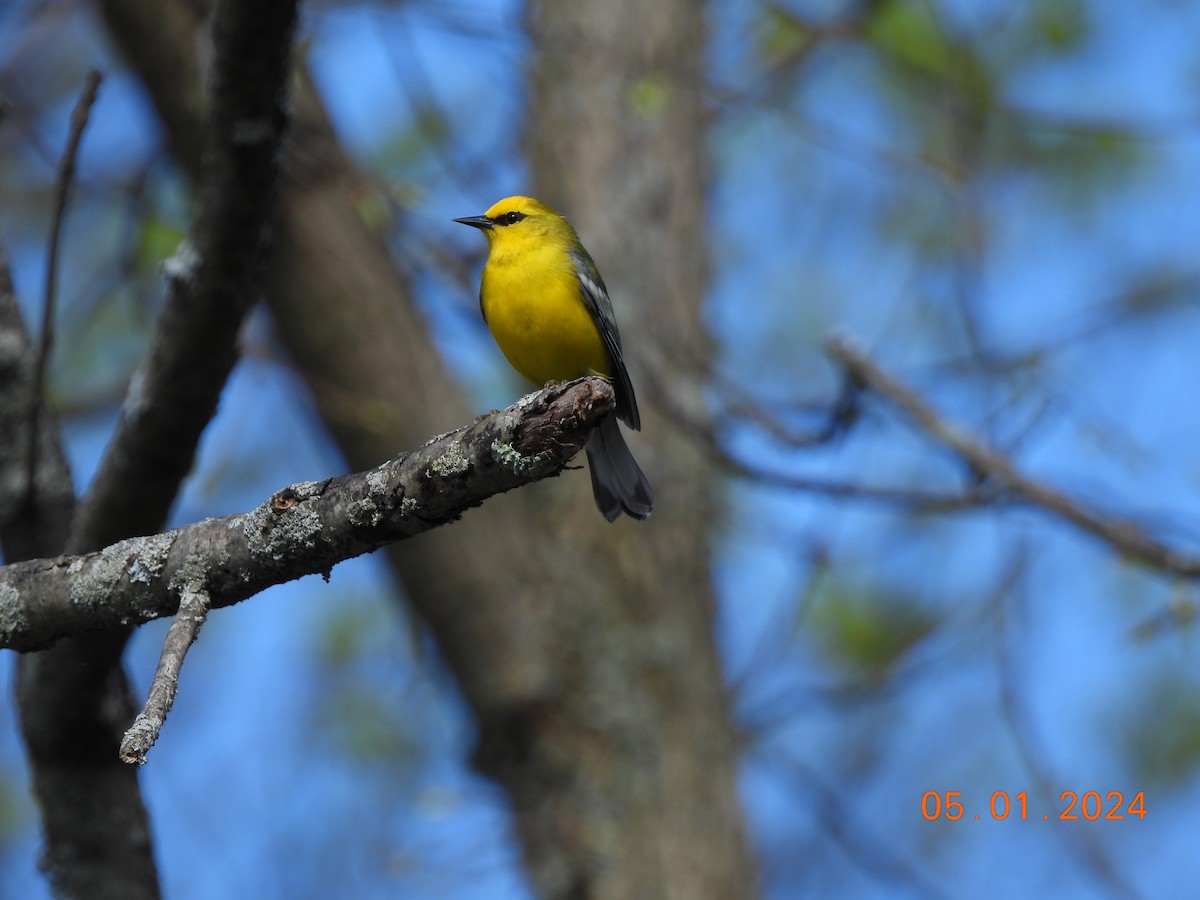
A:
808 580 939 679
1123 677 1200 785
138 218 186 272
866 0 958 80
865 0 994 124
1030 0 1088 51
757 5 815 69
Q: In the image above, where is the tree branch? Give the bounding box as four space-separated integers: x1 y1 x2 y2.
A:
15 4 298 895
70 0 297 553
26 70 101 513
826 334 1200 579
119 586 210 764
0 243 75 561
0 378 613 655
1 240 158 900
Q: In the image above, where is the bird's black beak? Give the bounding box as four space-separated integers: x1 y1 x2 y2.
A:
453 215 493 231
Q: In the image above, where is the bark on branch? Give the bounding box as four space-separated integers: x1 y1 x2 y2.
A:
1 378 612 653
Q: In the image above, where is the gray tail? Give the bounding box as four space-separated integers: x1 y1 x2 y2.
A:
586 415 654 522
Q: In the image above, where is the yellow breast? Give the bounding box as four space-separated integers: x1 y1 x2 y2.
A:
480 241 612 386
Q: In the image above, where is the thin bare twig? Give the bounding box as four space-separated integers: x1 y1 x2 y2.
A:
826 334 1200 579
120 587 210 764
652 358 998 509
722 461 1002 510
26 69 102 508
712 368 862 449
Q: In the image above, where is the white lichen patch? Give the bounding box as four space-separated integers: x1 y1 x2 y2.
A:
428 443 470 477
0 581 26 642
365 467 389 495
514 391 541 412
168 550 212 598
70 537 141 608
240 503 272 549
127 531 177 585
289 480 325 500
420 428 458 449
491 441 556 477
242 497 324 563
280 503 323 549
347 497 381 528
161 238 200 285
490 440 522 470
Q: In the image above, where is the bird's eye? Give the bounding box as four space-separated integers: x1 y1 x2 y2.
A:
503 211 524 225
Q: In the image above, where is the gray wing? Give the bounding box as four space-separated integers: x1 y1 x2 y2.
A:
569 245 641 431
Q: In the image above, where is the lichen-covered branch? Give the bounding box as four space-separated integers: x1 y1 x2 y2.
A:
0 378 612 653
26 70 102 514
119 586 211 765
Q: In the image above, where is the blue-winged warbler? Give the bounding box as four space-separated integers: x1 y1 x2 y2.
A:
455 196 653 521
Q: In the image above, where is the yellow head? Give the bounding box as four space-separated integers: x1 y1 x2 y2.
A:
453 196 580 261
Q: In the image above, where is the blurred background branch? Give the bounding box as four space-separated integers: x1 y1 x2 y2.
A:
10 0 299 895
828 334 1200 578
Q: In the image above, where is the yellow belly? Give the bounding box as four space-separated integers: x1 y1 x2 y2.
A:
481 248 612 386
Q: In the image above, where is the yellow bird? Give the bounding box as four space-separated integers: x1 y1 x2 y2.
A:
455 196 653 521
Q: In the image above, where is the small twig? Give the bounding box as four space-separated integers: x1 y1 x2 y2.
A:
718 457 1001 510
713 368 862 449
119 587 211 765
651 358 993 509
26 69 102 507
826 334 1200 579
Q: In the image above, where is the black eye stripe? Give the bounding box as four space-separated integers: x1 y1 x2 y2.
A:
494 210 526 226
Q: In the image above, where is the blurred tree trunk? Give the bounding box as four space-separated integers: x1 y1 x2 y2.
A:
496 1 756 898
2 256 159 900
12 3 297 897
94 0 753 897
